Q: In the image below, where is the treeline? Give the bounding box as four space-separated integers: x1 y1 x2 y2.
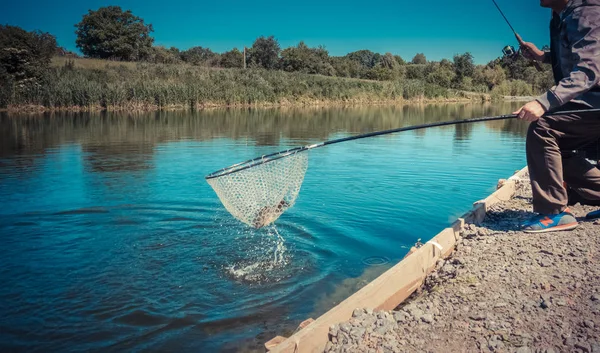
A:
1 5 554 109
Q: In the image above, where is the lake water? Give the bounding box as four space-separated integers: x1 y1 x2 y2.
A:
0 103 528 352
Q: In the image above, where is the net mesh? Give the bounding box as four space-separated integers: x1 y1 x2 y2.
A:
207 151 309 228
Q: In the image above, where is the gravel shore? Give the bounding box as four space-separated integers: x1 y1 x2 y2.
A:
326 179 600 353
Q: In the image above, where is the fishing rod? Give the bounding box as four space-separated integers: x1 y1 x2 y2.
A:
205 108 600 180
205 108 600 228
491 0 544 72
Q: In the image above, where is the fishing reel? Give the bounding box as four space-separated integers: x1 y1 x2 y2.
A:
502 45 518 58
502 44 543 71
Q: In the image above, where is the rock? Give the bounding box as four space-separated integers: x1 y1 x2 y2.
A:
494 302 508 308
339 323 352 334
393 311 409 323
591 342 600 353
470 313 487 321
374 326 388 336
540 300 549 309
584 320 595 329
575 343 591 353
329 325 339 337
352 308 365 318
515 347 532 353
420 314 434 324
350 327 366 340
555 299 567 307
592 294 600 302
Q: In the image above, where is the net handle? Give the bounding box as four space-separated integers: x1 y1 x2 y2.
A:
205 108 600 180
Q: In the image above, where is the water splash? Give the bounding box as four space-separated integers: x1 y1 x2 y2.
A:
225 225 291 284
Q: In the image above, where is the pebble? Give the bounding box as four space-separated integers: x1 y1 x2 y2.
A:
420 314 434 324
323 179 600 353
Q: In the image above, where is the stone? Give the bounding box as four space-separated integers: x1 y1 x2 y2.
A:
393 311 409 323
420 314 434 324
329 325 339 337
584 320 595 329
591 294 600 302
339 323 352 334
375 326 388 336
470 313 487 321
353 308 365 318
575 343 591 353
350 327 366 340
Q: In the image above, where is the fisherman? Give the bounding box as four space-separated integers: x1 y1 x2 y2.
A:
514 0 600 233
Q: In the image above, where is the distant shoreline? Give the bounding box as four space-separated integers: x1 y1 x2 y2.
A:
0 96 534 114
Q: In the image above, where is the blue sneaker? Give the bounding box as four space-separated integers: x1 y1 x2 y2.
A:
521 209 579 233
586 209 600 220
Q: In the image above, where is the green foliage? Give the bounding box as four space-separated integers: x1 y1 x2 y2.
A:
0 66 13 108
150 46 182 64
346 50 381 69
405 64 427 80
75 6 154 60
220 48 244 68
491 79 533 97
411 53 427 65
426 63 455 87
181 46 219 66
476 65 507 90
453 52 475 84
247 36 281 70
8 59 482 109
394 55 406 66
330 57 363 78
0 25 57 82
280 42 334 76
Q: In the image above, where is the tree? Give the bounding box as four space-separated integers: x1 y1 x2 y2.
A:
426 63 456 87
411 53 427 65
220 48 244 68
75 6 154 61
479 65 507 90
181 46 218 66
150 46 181 64
379 53 398 70
247 35 281 69
0 25 57 81
394 55 406 66
280 42 334 75
346 50 381 69
453 52 475 83
330 56 364 78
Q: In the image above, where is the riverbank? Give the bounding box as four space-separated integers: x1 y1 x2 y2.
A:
325 175 600 353
1 96 490 113
1 57 498 113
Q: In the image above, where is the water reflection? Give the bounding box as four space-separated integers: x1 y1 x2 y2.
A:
0 102 526 160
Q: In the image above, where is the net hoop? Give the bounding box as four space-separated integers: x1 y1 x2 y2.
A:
205 146 310 180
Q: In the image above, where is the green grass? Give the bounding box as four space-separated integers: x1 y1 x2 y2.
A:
6 57 488 111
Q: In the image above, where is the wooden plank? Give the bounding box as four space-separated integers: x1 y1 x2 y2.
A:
268 166 529 353
271 228 457 353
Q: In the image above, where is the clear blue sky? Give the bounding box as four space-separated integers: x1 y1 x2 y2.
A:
1 0 551 64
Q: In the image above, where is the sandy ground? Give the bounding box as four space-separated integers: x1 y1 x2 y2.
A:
326 179 600 353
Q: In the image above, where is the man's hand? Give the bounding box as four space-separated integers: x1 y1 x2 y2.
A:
516 34 545 62
513 100 547 122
